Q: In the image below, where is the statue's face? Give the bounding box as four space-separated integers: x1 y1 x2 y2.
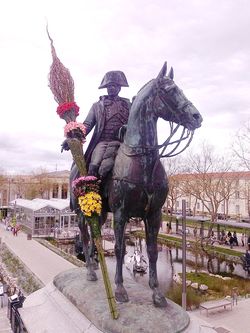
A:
106 84 121 97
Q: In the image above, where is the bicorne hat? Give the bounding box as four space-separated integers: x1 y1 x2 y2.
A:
98 71 129 89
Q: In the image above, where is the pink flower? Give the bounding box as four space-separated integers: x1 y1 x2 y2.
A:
64 122 86 142
72 176 98 187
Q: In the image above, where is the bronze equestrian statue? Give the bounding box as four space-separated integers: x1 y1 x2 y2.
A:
69 62 203 308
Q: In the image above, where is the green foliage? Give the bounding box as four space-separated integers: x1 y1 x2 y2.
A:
166 285 201 309
45 237 57 246
167 272 250 309
0 244 43 294
185 272 250 297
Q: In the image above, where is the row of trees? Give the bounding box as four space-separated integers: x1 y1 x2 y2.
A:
163 137 250 223
0 168 56 204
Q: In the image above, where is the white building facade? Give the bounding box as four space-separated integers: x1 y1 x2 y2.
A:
166 171 250 221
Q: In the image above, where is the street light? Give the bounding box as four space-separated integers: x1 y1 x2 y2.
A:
181 199 187 310
8 178 11 205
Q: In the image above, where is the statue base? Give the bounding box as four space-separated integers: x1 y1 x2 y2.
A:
20 267 190 333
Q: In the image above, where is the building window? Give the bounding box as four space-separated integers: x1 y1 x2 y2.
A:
235 205 240 214
52 184 59 198
62 183 68 199
197 202 200 210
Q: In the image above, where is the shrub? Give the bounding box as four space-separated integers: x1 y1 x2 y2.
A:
166 285 201 309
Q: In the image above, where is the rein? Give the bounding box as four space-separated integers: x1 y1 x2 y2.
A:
156 83 195 158
158 125 194 158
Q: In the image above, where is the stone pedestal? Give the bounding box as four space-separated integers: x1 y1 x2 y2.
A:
20 267 190 333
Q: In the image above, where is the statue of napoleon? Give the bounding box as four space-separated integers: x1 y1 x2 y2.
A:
84 70 131 178
63 70 131 202
64 71 131 270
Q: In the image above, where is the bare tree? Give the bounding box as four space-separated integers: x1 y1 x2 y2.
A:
182 143 240 226
0 169 7 207
13 176 27 199
233 120 250 170
24 168 53 199
162 156 186 218
35 172 52 199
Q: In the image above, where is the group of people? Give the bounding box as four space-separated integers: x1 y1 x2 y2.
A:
191 227 250 250
1 217 20 236
219 230 250 249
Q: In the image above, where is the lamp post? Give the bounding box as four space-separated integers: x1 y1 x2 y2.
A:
181 199 187 310
8 178 11 205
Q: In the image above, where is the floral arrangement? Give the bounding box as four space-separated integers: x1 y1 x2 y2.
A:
57 101 80 119
72 176 100 196
78 192 102 217
47 26 118 320
72 176 102 217
47 28 78 123
64 122 86 143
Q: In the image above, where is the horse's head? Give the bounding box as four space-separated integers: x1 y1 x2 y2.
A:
125 62 203 154
154 62 203 131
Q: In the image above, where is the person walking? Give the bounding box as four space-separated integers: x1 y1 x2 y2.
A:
233 231 238 246
248 234 250 251
241 233 245 247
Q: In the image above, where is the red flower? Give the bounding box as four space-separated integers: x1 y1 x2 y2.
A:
56 102 80 118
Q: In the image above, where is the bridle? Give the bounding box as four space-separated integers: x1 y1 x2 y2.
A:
156 82 194 158
122 80 195 159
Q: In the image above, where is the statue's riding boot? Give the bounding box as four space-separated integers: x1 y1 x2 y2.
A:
88 164 99 177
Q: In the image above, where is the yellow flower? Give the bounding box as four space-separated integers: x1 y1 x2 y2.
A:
78 191 102 217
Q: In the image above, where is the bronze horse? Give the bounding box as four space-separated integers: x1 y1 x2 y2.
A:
73 62 202 307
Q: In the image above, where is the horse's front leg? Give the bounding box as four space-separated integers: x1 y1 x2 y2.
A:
114 209 129 303
145 210 167 307
79 213 97 281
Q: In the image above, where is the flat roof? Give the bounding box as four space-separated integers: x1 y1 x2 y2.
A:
10 198 70 212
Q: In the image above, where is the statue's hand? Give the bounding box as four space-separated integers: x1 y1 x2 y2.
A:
61 139 70 153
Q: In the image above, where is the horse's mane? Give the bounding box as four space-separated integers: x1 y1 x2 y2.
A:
130 79 155 112
137 79 154 94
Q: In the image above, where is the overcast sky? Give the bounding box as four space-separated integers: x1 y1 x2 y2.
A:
1 0 250 175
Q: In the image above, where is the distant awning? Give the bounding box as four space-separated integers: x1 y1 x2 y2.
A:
10 198 71 213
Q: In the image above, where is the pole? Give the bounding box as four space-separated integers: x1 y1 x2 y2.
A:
8 179 11 206
182 199 187 310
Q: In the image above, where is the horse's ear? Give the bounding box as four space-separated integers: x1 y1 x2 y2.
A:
156 62 167 81
168 67 174 80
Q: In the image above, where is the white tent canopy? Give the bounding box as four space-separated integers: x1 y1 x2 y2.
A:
9 198 77 237
10 198 70 212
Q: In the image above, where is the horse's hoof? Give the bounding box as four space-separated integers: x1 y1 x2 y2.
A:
87 270 98 281
152 289 168 308
115 285 129 303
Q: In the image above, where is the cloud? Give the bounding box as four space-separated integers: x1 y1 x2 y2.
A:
1 0 250 174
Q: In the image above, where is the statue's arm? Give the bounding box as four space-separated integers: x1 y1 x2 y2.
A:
61 104 97 152
83 103 97 136
117 98 131 141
